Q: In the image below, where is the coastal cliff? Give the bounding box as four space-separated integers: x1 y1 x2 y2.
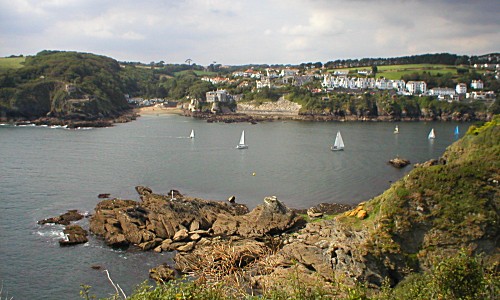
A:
0 51 134 126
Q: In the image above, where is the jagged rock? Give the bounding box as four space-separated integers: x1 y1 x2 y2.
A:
173 229 189 241
388 157 410 168
212 196 303 238
160 239 173 251
307 207 323 218
98 193 111 198
38 210 84 225
176 241 196 252
189 220 200 232
104 233 129 248
135 185 152 196
138 238 162 251
149 264 175 283
59 224 88 246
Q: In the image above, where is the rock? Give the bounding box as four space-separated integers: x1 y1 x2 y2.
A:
91 265 102 270
149 264 175 283
138 238 162 251
59 224 88 246
160 239 173 251
190 233 201 241
105 233 129 248
176 241 196 252
307 207 323 218
388 157 410 168
173 229 189 241
135 185 153 196
189 220 200 232
356 209 368 219
38 210 84 225
212 196 303 238
98 193 111 198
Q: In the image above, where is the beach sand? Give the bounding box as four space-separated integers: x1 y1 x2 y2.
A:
136 105 183 116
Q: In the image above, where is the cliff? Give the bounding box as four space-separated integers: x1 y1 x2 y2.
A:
0 51 131 123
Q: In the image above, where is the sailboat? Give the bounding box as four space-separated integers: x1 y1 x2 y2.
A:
454 125 459 136
331 131 345 151
189 129 195 139
394 125 399 134
236 130 248 149
428 128 436 139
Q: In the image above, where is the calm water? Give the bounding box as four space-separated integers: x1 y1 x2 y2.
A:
0 115 467 299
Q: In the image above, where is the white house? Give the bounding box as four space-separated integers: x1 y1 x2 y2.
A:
406 81 427 94
456 83 467 94
471 80 484 89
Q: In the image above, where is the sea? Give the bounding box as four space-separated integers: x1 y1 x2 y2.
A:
0 115 468 299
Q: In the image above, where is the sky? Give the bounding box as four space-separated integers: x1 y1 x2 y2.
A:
0 0 499 66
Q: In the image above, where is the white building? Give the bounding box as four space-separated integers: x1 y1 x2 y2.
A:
406 81 427 94
206 90 231 103
471 80 484 90
429 87 456 96
456 83 467 94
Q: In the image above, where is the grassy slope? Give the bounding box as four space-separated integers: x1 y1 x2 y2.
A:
0 57 26 72
328 64 459 80
342 116 500 271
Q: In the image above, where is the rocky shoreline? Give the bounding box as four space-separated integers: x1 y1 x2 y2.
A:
38 186 356 285
183 108 492 124
1 109 139 128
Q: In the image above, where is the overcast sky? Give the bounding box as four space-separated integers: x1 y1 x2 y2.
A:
1 0 498 65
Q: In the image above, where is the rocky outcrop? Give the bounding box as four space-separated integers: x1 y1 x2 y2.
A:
149 264 176 283
59 224 89 246
237 98 301 116
38 210 84 225
388 157 410 168
89 187 302 252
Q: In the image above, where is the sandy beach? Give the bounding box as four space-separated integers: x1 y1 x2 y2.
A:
136 105 184 116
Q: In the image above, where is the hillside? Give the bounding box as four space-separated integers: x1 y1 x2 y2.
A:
0 51 130 121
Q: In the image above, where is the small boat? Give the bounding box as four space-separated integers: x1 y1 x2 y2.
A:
236 130 248 149
454 125 459 136
394 125 399 134
189 129 195 139
331 131 345 151
428 128 435 139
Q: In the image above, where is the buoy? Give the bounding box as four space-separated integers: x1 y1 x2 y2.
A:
252 172 256 176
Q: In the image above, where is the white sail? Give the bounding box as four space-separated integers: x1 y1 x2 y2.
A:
236 130 248 149
331 131 344 151
189 129 195 138
394 125 399 134
428 128 435 139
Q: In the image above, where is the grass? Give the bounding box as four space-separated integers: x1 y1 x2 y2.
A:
174 69 217 77
326 63 459 80
0 57 25 72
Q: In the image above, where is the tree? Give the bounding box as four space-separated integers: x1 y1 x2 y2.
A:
372 65 378 78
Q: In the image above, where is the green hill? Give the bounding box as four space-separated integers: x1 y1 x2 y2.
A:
0 51 130 120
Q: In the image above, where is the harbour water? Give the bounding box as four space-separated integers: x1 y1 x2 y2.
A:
0 115 468 299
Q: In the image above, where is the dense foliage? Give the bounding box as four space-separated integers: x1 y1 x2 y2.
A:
0 51 130 118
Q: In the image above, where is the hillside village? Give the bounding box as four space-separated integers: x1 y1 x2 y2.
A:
129 63 498 113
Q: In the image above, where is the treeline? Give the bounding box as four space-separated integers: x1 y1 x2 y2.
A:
323 53 499 69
